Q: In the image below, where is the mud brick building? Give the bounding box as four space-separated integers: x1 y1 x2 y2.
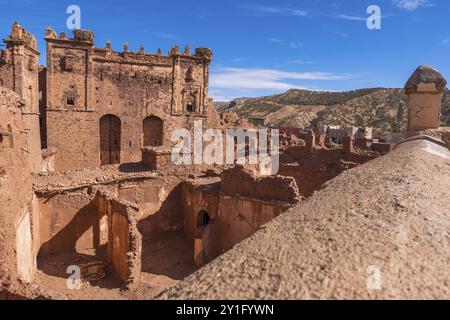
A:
1 23 303 299
41 28 217 171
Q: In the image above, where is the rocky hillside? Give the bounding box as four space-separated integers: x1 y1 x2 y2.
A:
217 88 450 133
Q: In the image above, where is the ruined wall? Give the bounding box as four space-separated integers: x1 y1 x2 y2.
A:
220 166 300 203
182 167 300 265
117 178 185 239
37 174 187 252
38 188 99 255
97 191 141 285
44 29 215 171
0 87 38 285
37 185 141 285
216 193 290 254
142 147 174 172
182 182 220 240
279 146 378 197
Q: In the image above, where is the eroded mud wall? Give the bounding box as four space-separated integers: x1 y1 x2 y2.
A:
279 146 377 197
118 178 185 239
38 188 99 255
97 192 141 285
0 87 39 285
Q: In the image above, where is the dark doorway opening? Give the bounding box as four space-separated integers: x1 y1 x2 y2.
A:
100 114 121 165
143 115 163 147
197 210 211 232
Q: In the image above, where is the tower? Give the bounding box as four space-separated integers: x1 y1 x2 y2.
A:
0 22 42 172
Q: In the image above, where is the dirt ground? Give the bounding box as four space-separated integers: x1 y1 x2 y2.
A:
35 232 196 300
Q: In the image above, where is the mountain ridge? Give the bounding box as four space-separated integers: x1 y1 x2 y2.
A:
217 88 450 133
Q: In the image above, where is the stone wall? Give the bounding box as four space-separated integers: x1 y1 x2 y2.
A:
142 147 174 172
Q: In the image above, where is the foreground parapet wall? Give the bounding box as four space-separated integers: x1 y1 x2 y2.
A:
159 137 450 299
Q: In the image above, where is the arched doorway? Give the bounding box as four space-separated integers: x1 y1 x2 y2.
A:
196 210 211 233
143 116 163 147
99 115 121 165
194 210 217 267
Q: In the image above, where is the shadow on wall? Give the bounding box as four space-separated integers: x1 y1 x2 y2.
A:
139 233 196 281
39 197 99 255
136 183 184 239
37 247 127 291
37 195 129 290
37 189 141 288
136 183 197 279
38 180 195 284
118 162 149 173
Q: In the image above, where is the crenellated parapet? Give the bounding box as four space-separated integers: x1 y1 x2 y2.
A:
45 26 211 58
1 22 40 68
169 45 213 62
44 26 213 67
44 27 94 45
4 22 38 51
0 22 40 98
194 47 213 63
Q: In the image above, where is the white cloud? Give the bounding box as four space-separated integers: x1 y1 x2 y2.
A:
336 14 367 21
331 12 396 21
287 59 314 65
269 38 303 49
268 38 283 44
245 5 307 17
209 91 237 102
392 0 432 10
210 67 349 92
440 38 450 47
153 32 178 40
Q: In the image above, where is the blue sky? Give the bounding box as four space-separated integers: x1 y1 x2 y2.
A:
1 0 449 101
